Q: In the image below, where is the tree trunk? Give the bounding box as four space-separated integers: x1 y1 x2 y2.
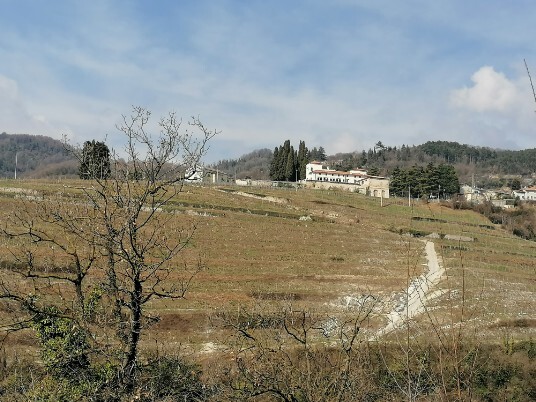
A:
123 273 142 388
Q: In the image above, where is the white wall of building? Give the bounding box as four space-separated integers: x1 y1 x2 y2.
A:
305 162 389 198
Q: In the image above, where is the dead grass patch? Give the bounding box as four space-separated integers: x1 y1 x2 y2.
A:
249 291 302 301
489 318 536 329
0 180 534 350
152 312 209 333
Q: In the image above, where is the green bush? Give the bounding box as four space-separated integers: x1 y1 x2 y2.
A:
31 307 90 377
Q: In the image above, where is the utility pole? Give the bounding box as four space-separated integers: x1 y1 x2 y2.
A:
14 152 18 180
408 185 411 207
295 169 298 192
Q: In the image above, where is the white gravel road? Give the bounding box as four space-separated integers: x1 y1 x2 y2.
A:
371 240 445 340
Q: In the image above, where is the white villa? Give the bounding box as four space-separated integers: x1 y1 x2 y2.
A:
305 161 390 198
513 186 536 201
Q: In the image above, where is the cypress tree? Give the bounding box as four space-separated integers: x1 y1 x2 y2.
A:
284 145 296 181
297 140 308 180
278 141 290 180
269 147 279 180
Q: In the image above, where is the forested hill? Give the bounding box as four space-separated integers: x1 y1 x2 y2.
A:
386 141 536 186
331 141 536 177
417 141 536 173
212 148 272 180
0 133 77 178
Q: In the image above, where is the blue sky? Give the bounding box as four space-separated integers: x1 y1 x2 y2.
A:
1 1 536 163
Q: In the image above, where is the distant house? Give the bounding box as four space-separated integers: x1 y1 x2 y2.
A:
185 165 233 184
513 186 536 201
460 185 493 203
491 199 516 209
460 185 480 202
305 161 389 198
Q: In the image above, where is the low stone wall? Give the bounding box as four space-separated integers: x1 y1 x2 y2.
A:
235 179 390 198
235 179 273 187
304 180 390 198
305 181 366 193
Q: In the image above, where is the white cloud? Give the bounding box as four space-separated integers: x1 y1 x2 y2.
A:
446 65 536 150
0 74 19 99
450 66 520 112
0 74 52 135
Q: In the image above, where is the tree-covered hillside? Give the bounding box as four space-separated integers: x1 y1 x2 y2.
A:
330 141 536 187
418 141 536 174
212 148 273 180
0 133 78 178
214 140 536 188
212 142 326 181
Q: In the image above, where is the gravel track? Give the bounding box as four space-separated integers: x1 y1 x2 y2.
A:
371 240 445 340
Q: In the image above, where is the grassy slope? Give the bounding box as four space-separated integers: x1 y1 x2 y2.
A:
0 180 534 354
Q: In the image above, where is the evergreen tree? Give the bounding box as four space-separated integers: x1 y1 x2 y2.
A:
389 163 460 199
437 164 460 195
79 140 111 180
297 140 309 180
278 141 290 180
510 178 521 190
308 146 327 161
368 166 380 176
270 140 312 181
308 147 318 161
389 167 406 197
317 146 327 161
408 165 424 198
284 145 296 181
269 147 280 180
359 150 367 166
401 144 411 161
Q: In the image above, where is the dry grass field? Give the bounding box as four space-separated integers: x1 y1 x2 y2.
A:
0 179 535 360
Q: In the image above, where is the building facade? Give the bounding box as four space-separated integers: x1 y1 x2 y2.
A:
305 161 389 198
513 186 536 201
185 166 233 184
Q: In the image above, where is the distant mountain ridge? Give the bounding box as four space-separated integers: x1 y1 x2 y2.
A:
0 132 77 178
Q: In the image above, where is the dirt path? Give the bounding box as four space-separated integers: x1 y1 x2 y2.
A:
371 240 445 340
223 190 289 204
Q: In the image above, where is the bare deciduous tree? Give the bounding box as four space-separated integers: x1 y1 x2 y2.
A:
216 298 378 401
0 106 217 391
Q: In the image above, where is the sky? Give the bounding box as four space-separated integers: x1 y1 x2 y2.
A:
1 0 536 163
